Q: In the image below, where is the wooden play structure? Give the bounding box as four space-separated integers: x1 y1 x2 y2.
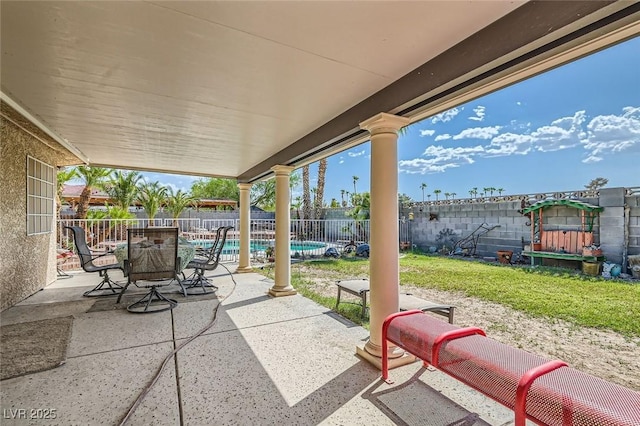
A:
521 199 605 265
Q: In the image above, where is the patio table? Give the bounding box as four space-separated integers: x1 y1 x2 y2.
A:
113 241 196 273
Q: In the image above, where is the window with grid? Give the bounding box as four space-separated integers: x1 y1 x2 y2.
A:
26 156 55 235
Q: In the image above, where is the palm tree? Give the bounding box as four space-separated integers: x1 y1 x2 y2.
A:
433 189 441 201
483 187 491 197
137 181 167 225
74 166 112 219
165 188 194 226
451 192 456 200
497 188 505 196
488 187 496 196
471 187 478 198
340 189 346 207
444 192 451 200
56 167 77 218
420 183 427 203
427 194 431 201
315 158 328 219
292 196 302 220
104 170 141 210
344 191 350 207
352 175 359 195
347 192 370 242
468 189 474 199
302 165 312 220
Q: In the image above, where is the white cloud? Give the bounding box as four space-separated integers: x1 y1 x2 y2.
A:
431 107 463 124
485 112 584 155
583 155 603 163
164 182 181 192
348 150 366 157
581 106 640 162
422 145 485 158
468 106 486 121
398 158 462 174
452 126 501 140
485 133 532 156
516 101 522 106
550 111 586 129
399 145 484 174
402 106 639 174
530 125 580 152
419 129 435 137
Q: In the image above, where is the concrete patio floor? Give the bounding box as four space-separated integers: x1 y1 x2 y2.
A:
0 265 516 425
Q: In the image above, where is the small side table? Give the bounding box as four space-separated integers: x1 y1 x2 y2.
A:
335 279 370 318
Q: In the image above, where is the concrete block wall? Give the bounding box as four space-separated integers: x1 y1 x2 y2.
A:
598 188 626 264
626 195 640 256
410 200 528 255
408 197 607 259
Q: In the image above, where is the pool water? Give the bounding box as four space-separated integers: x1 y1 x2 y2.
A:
193 239 326 253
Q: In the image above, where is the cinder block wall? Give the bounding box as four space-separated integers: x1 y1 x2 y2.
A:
410 201 525 255
407 196 608 259
626 194 640 257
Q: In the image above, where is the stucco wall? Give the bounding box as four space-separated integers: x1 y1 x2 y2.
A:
0 103 78 310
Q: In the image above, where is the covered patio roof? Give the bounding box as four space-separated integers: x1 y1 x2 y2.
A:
2 1 639 182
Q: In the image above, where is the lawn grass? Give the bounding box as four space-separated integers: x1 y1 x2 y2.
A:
295 253 640 338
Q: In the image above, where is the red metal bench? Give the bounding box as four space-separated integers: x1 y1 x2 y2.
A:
382 310 640 426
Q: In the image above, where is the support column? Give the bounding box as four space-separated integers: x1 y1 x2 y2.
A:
356 113 412 369
235 182 253 273
268 165 297 297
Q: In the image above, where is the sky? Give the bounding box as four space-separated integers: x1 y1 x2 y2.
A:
125 36 639 204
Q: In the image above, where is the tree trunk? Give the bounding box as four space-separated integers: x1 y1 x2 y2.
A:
76 187 92 219
315 158 327 219
302 165 312 220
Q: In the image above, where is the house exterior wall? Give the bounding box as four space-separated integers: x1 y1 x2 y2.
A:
0 103 78 310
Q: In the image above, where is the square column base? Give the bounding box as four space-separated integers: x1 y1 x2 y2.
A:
356 344 416 371
268 287 297 297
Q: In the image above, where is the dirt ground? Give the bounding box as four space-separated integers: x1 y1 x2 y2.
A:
293 263 640 392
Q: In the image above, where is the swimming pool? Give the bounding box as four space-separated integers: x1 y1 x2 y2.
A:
192 239 326 253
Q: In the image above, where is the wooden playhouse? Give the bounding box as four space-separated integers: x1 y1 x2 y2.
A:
521 199 605 267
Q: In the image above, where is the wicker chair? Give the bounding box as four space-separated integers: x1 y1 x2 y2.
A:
182 226 233 295
65 226 123 297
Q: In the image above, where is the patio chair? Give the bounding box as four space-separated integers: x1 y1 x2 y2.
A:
117 227 182 313
182 226 233 295
56 248 74 279
65 226 124 297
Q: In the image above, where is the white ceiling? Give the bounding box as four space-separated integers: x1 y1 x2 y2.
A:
1 1 637 181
